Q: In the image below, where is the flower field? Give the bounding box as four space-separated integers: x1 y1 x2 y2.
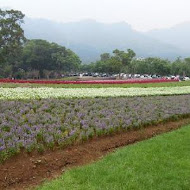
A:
0 84 190 162
1 86 190 100
0 95 190 161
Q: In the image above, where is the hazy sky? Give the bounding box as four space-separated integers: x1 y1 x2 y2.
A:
1 0 190 31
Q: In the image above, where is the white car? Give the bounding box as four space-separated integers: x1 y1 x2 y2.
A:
184 77 190 81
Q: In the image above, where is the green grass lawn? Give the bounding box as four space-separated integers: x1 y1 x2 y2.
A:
37 125 190 190
1 81 190 88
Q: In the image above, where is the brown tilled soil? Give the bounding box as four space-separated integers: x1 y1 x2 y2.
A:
1 118 190 190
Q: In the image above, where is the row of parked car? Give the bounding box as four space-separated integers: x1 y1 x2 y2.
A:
67 73 190 81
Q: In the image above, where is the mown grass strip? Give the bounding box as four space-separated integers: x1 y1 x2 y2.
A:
0 80 190 88
38 124 190 190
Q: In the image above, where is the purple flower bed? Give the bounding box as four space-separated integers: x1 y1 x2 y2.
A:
0 95 190 161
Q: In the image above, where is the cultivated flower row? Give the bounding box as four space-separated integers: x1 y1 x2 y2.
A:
0 86 190 100
0 78 179 84
0 95 190 161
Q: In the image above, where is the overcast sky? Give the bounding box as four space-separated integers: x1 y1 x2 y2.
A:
1 0 190 31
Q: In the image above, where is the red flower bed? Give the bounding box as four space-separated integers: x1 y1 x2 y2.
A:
0 78 179 84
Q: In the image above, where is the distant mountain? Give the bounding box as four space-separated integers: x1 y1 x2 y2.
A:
23 18 188 63
146 22 190 52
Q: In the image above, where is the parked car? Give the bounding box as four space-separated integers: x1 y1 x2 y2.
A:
184 77 190 81
151 74 158 78
179 76 190 81
93 73 99 77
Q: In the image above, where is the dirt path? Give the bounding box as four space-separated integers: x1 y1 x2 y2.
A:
1 118 190 190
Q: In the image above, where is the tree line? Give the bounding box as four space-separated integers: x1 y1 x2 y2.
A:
0 8 190 79
82 51 190 76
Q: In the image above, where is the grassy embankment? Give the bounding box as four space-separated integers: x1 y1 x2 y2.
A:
38 124 190 190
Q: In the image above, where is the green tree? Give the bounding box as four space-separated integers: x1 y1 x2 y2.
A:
113 49 136 75
143 57 171 75
52 48 81 73
0 9 26 77
100 53 110 61
184 58 190 76
171 57 183 76
22 40 53 78
22 39 81 78
130 59 149 74
88 49 136 75
113 49 136 67
107 56 122 74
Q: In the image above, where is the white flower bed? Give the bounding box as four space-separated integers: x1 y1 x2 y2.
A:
0 86 190 100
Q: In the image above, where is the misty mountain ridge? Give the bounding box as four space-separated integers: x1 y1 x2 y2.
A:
23 18 189 63
146 21 190 52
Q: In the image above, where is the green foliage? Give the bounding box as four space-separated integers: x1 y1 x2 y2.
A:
22 40 81 78
0 9 81 79
130 57 171 75
0 9 26 77
83 52 190 76
90 49 136 74
38 125 190 190
100 53 110 61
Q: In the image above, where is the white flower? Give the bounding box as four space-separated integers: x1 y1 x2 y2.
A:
0 86 190 100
